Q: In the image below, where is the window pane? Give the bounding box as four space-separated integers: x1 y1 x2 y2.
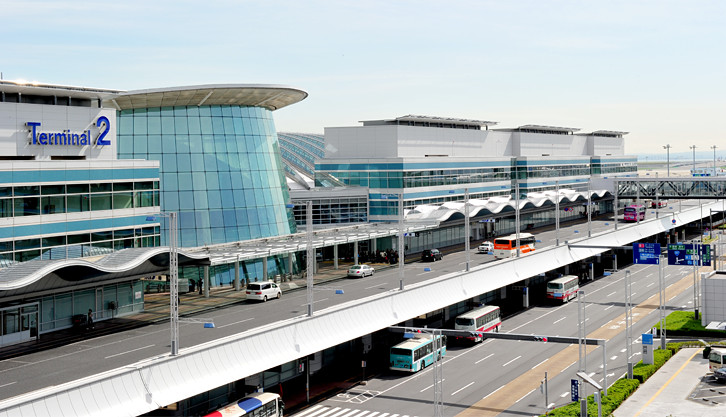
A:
91 193 112 211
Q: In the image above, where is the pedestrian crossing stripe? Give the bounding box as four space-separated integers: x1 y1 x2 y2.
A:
292 404 418 417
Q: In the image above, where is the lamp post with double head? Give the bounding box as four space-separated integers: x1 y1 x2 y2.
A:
663 144 671 177
690 145 697 176
147 212 179 355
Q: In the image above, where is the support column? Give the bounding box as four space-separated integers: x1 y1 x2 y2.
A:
262 257 268 282
204 265 210 298
354 241 359 265
234 256 241 291
334 244 339 269
287 254 293 281
372 238 377 255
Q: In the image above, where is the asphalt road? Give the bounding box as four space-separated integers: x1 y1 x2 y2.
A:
0 200 703 403
288 262 705 417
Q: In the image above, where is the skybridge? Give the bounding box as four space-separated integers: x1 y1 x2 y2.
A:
616 177 726 199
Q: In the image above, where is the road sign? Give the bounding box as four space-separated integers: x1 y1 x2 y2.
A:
642 333 653 345
404 232 417 237
479 219 496 223
633 243 660 265
668 244 712 266
571 379 579 402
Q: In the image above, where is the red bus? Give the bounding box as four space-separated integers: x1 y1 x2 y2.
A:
623 204 645 222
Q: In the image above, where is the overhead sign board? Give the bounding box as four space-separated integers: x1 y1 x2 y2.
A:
570 379 579 402
667 244 711 266
633 243 660 265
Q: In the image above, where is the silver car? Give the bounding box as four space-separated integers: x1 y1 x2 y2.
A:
347 264 375 278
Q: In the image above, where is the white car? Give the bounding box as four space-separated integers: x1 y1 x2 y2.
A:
347 264 375 278
246 281 282 302
478 241 494 253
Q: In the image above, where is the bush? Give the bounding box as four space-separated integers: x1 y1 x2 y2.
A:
541 379 640 417
632 349 672 383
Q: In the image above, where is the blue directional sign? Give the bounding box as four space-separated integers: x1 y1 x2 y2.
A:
633 243 660 265
642 333 653 345
570 379 579 402
668 244 712 266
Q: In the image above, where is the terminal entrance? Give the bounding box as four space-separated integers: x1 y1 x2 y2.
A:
0 302 39 347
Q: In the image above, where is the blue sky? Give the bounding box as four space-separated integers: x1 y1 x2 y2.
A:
2 0 724 156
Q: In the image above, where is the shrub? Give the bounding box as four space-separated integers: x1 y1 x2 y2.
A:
541 379 640 416
632 349 672 383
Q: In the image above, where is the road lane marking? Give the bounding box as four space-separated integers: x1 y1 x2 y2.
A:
475 353 494 364
420 379 446 392
532 358 549 369
0 381 16 389
607 291 616 297
502 355 521 367
364 283 387 290
560 392 569 398
482 385 505 400
451 381 475 396
104 344 155 359
553 317 566 324
300 298 328 306
515 387 536 403
217 317 255 329
646 283 654 287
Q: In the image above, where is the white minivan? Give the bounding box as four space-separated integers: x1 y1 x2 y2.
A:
246 281 282 302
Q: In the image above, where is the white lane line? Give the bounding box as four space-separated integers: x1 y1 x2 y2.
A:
502 355 521 367
631 292 637 296
560 391 569 398
553 317 566 324
604 305 615 310
420 379 446 392
646 283 655 287
475 353 494 364
104 344 155 359
318 408 343 417
300 298 328 306
532 358 549 370
611 356 618 360
451 381 476 396
668 296 677 301
364 283 387 290
607 291 616 297
0 381 16 389
516 387 536 403
217 317 255 329
483 384 505 400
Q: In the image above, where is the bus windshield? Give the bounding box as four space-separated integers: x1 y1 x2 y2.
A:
455 318 475 326
547 282 563 290
624 208 636 213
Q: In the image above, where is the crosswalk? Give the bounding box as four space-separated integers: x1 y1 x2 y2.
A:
292 404 419 417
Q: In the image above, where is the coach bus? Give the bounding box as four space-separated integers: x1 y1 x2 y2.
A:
709 347 726 372
204 392 284 417
389 333 447 372
454 305 501 343
493 233 536 259
546 275 580 303
623 204 645 222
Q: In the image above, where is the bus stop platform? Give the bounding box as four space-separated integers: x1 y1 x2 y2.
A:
613 347 726 417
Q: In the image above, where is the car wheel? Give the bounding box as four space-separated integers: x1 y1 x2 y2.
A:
277 292 281 299
263 295 267 302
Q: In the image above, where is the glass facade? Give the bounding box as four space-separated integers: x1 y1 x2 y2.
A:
291 196 367 225
117 105 295 247
591 157 638 175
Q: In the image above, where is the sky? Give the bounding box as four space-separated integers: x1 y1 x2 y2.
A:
2 0 725 157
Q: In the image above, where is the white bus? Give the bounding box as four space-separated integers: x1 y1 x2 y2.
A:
493 233 536 259
454 305 501 343
546 275 579 303
709 347 726 372
204 392 284 417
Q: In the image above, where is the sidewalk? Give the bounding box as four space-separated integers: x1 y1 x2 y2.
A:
0 259 397 361
613 347 725 417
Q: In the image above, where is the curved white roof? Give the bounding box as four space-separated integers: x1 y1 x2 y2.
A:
104 84 307 111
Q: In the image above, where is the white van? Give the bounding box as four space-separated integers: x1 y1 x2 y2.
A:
246 281 282 302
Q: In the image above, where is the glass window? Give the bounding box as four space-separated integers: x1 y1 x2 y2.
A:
67 184 89 194
41 195 65 214
136 191 155 208
113 192 134 209
113 182 133 191
0 187 11 197
41 185 65 195
14 185 39 196
92 230 113 241
91 193 112 211
67 194 89 212
14 196 40 216
0 198 12 217
91 183 112 193
42 235 66 247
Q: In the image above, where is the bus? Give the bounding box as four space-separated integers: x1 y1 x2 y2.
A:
546 275 579 303
389 333 447 372
623 204 645 222
709 347 726 372
454 305 501 343
204 392 284 417
493 233 536 259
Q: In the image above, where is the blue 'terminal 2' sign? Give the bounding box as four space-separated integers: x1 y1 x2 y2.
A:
633 243 661 265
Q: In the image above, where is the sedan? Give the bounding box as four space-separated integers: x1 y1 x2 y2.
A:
347 264 375 278
714 367 726 383
478 241 494 253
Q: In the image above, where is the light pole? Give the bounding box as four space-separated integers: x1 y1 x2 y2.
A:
147 212 179 355
690 145 697 176
515 183 521 257
399 192 405 290
712 145 718 177
451 188 471 271
306 201 314 317
663 144 671 177
555 181 560 246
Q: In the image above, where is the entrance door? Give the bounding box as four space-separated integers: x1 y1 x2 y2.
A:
96 288 104 320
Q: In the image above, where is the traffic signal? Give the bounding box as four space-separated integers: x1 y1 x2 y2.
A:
534 335 548 342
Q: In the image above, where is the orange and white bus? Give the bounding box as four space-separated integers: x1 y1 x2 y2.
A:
493 233 536 259
454 305 501 343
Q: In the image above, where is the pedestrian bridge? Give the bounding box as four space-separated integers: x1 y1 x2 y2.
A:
0 201 722 417
617 177 726 199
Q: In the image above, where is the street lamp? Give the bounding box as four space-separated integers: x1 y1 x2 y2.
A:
663 144 671 177
450 188 471 271
711 145 718 177
146 212 179 355
690 145 697 176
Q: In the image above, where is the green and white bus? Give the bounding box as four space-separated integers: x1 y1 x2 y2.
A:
389 333 447 372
